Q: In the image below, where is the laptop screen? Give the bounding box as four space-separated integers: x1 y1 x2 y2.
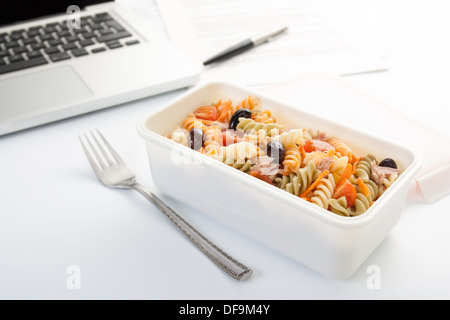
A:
0 0 112 26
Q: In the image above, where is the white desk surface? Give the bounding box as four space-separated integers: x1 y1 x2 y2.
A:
1 0 449 300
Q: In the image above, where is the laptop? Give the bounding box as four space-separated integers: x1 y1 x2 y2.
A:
0 0 201 135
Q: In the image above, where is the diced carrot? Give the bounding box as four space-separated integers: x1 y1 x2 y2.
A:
299 145 306 164
300 170 329 198
214 100 222 109
301 196 312 202
336 163 352 187
351 157 361 174
356 177 371 198
217 100 232 122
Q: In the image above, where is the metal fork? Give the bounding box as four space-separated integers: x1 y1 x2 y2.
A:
79 129 252 281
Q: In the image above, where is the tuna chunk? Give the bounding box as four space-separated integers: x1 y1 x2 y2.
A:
371 160 401 186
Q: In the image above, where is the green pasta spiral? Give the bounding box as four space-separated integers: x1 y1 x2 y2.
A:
275 161 320 196
328 197 349 217
236 118 283 137
352 154 377 181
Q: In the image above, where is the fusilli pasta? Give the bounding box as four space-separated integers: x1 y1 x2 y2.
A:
168 95 402 218
282 146 302 174
236 118 283 137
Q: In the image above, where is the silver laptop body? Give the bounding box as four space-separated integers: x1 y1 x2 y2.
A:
0 0 200 135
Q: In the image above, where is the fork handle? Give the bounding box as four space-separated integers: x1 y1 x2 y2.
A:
131 183 252 281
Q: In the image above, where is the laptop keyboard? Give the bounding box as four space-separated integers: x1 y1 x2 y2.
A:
0 12 140 75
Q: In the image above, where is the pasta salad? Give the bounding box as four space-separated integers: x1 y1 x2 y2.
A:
166 96 401 217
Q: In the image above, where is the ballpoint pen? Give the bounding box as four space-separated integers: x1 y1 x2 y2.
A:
203 26 288 66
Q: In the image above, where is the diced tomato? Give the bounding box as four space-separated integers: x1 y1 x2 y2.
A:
249 170 273 185
193 106 218 121
304 140 315 152
333 179 356 207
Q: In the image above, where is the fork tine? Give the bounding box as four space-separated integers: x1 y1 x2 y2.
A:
83 131 109 170
95 128 126 165
79 135 102 173
90 129 115 167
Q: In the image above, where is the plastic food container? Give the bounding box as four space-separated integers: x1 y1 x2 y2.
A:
137 81 422 278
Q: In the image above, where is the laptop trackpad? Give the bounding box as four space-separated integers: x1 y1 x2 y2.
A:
0 66 92 121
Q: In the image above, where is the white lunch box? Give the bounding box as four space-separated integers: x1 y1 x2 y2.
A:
137 81 422 278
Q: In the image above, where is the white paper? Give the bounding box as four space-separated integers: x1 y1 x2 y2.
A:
116 0 166 35
155 0 389 86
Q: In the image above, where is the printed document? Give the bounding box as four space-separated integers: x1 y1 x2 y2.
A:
121 0 389 85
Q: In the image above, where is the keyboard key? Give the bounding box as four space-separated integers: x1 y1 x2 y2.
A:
9 54 25 63
23 37 38 45
27 51 43 59
28 26 42 32
106 41 122 49
27 29 41 37
65 35 79 43
125 40 140 46
5 41 20 49
49 52 71 62
79 39 95 47
0 56 48 75
12 47 28 55
11 29 25 36
10 33 25 41
73 28 88 34
93 13 113 23
92 47 106 53
30 43 46 50
0 50 10 58
57 30 72 38
106 20 125 32
43 26 56 33
97 31 131 43
48 39 63 47
99 29 113 36
0 58 5 66
45 47 61 55
59 22 70 31
46 22 59 28
83 32 97 39
89 24 102 31
80 16 91 24
62 43 78 51
40 34 55 41
9 29 25 37
71 48 88 57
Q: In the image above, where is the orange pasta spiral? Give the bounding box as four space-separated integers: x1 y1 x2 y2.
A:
328 138 352 158
237 96 258 110
202 126 222 155
283 146 302 174
252 109 275 124
182 113 205 131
